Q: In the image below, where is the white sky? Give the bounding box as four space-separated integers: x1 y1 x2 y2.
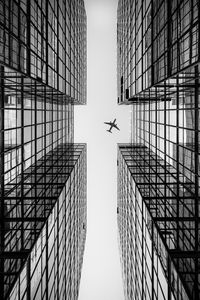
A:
74 0 131 299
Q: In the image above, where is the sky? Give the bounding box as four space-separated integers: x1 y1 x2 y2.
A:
74 0 131 299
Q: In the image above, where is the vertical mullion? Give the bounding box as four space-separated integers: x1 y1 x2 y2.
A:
64 184 67 299
194 64 199 299
0 66 5 299
167 0 171 77
46 223 49 300
21 75 25 249
27 0 31 76
155 89 158 219
189 0 194 65
151 222 154 300
134 0 136 96
151 0 154 86
17 0 20 70
141 1 144 92
198 0 200 61
176 75 180 255
27 256 31 300
34 81 37 241
167 255 172 300
57 0 59 93
46 0 49 86
8 0 11 65
57 198 59 299
164 82 167 241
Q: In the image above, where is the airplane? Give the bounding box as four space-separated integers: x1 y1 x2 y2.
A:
104 119 120 133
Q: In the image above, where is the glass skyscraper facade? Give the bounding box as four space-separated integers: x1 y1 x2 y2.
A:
117 0 198 104
0 0 87 299
6 144 87 300
0 0 87 104
117 1 200 300
118 145 192 300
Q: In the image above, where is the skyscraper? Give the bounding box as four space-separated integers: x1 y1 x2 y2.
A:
117 1 199 300
0 0 87 299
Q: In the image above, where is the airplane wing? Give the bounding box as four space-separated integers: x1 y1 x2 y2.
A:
115 125 120 131
104 122 112 125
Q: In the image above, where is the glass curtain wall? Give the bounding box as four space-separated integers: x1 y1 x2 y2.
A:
117 1 200 299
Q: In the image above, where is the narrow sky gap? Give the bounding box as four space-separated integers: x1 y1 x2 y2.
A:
74 0 130 299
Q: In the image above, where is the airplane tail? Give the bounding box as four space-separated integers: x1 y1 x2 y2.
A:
107 130 112 133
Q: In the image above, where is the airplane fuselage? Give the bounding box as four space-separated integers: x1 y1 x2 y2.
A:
104 119 120 133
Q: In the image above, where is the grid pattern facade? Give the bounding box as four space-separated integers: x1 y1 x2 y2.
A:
118 145 197 300
3 144 86 300
0 0 87 104
130 67 200 300
0 67 74 187
0 0 87 299
117 1 200 300
117 0 199 104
